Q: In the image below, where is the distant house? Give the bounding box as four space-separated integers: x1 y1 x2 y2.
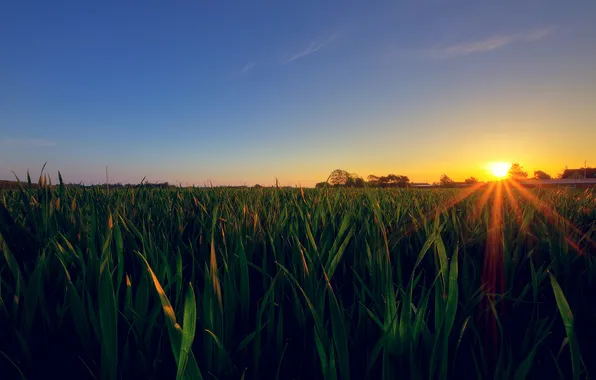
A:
561 168 596 179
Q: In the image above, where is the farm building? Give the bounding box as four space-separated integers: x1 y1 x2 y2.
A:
561 168 596 179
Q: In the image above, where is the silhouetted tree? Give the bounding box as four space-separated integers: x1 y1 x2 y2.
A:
400 175 410 187
439 174 454 187
465 177 478 184
345 173 365 187
315 182 329 188
327 169 350 186
377 174 410 187
367 175 380 186
508 163 528 180
533 170 552 180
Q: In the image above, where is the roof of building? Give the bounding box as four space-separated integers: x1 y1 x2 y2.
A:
562 168 596 179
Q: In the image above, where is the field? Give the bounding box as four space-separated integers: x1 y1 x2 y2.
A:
1 175 595 379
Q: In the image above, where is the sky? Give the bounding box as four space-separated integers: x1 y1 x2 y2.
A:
1 0 596 186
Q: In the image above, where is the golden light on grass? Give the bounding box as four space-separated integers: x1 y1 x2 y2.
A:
488 162 511 179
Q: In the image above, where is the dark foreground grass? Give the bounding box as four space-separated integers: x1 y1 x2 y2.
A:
1 174 595 379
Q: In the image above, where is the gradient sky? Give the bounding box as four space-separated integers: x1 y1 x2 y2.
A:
2 0 596 186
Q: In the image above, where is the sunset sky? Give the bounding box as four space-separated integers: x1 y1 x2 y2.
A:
1 1 595 186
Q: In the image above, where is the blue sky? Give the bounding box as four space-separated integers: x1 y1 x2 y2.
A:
1 0 596 186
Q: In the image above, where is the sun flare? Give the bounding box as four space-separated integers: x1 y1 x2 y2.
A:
489 162 511 178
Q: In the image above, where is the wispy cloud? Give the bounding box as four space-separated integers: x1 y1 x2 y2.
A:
426 28 551 59
240 61 256 74
285 34 338 63
1 138 56 147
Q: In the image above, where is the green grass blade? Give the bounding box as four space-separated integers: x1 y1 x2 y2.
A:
549 272 582 380
136 251 204 380
177 282 197 380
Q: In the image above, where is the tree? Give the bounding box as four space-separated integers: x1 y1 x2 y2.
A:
399 175 410 187
465 177 478 184
367 175 380 185
315 182 329 188
327 169 350 186
377 174 410 187
508 163 528 180
344 173 364 187
389 174 410 186
439 174 454 187
533 170 552 180
326 169 366 187
353 177 365 188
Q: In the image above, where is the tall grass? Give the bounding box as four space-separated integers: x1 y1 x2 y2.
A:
0 174 595 379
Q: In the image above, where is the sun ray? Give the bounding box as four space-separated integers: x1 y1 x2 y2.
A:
470 182 495 222
508 180 596 254
481 181 505 362
428 181 486 217
503 180 524 231
398 182 486 239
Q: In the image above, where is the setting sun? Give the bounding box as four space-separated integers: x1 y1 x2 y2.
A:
489 162 511 178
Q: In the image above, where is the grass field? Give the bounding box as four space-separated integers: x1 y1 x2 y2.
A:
1 174 595 379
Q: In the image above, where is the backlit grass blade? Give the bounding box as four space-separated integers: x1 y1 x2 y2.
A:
113 221 124 298
513 333 551 380
21 252 45 342
237 239 250 320
54 251 91 348
0 351 26 380
327 284 350 380
98 236 118 380
549 272 582 380
210 205 223 311
277 263 332 379
326 227 354 281
177 282 197 380
445 243 459 336
136 251 203 380
2 241 23 314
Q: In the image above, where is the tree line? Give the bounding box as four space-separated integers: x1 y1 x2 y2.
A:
507 163 590 180
315 169 480 188
315 170 411 188
316 163 572 189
